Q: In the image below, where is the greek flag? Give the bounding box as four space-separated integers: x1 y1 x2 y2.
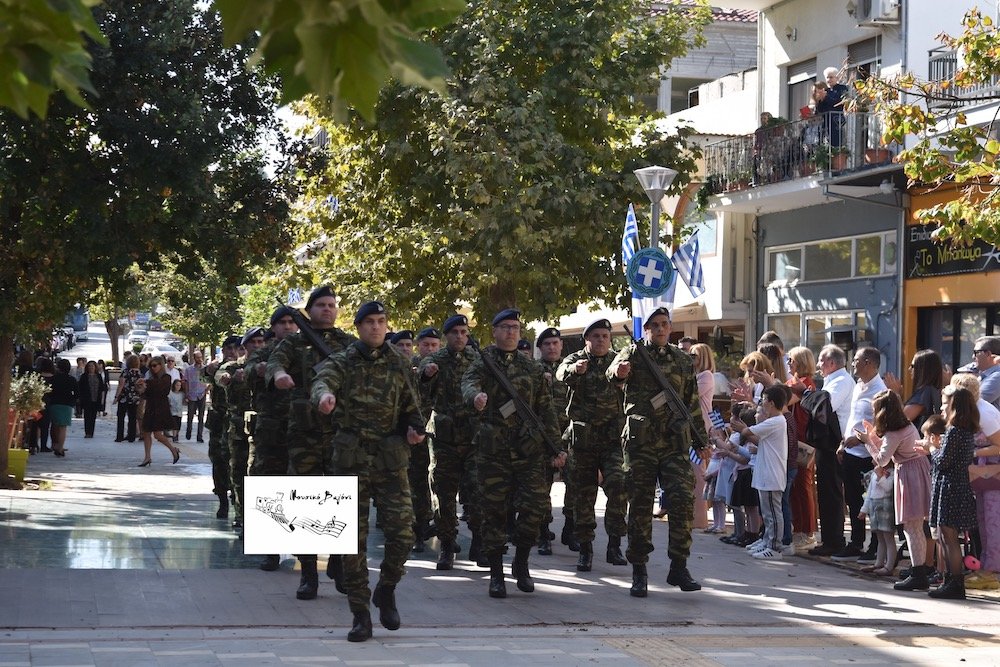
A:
621 203 639 268
673 231 705 297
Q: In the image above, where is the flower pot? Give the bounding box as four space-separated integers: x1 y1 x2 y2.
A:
865 148 891 165
831 154 849 171
7 448 28 483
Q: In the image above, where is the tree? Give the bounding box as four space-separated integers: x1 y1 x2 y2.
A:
2 0 466 121
855 7 1000 246
0 0 296 485
294 0 710 333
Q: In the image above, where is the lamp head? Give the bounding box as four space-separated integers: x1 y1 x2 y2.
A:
633 166 678 205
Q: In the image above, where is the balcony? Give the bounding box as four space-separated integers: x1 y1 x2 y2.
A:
703 112 900 195
927 47 1000 111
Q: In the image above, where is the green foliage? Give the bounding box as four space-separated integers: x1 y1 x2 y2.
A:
295 0 710 333
0 0 105 118
143 261 243 348
214 0 467 122
9 372 47 414
854 8 1000 246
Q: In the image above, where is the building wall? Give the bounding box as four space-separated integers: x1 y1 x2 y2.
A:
757 197 901 368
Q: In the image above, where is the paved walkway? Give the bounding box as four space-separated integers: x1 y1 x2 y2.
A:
2 411 1000 666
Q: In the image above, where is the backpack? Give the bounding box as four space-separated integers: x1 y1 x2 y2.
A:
799 389 843 453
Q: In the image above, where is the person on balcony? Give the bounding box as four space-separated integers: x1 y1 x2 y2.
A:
816 68 849 148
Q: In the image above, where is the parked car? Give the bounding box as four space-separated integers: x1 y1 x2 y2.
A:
127 328 149 346
140 342 185 367
149 320 163 332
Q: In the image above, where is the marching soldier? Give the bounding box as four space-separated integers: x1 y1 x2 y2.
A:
215 327 266 537
408 327 441 553
204 335 241 520
556 318 628 571
606 307 708 596
535 327 573 555
265 285 356 600
389 330 414 358
419 315 482 569
461 309 565 598
311 301 426 643
246 306 299 571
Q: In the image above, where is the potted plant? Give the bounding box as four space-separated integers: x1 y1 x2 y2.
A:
830 146 850 171
810 143 832 171
865 147 892 165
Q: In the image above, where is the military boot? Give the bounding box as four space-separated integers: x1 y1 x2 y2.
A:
325 555 347 594
215 491 229 519
372 581 401 630
576 542 593 572
666 560 702 591
512 545 535 593
468 531 483 564
561 517 580 552
630 563 648 598
488 553 506 598
437 541 455 570
537 523 553 555
347 610 373 642
296 556 318 600
259 554 280 571
606 535 627 565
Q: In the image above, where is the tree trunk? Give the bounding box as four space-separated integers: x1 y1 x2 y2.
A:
0 333 21 489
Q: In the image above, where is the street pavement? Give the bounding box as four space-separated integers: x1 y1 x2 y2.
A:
2 396 1000 665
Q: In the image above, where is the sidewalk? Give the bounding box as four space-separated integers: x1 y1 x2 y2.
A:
2 411 1000 666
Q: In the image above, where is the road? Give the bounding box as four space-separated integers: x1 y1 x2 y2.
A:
60 321 182 365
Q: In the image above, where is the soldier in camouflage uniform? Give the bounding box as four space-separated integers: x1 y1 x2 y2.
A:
204 336 241 520
556 318 628 571
312 301 425 643
535 327 574 555
406 327 441 553
215 327 266 537
461 309 566 598
247 306 299 572
420 314 483 569
265 285 356 601
606 307 708 596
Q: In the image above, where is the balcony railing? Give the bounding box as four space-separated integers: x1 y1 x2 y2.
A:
927 47 1000 111
703 112 900 195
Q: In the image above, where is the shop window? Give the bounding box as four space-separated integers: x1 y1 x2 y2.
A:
764 314 802 350
804 240 852 281
917 306 998 372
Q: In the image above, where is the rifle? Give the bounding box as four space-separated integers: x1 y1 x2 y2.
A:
469 339 564 460
276 297 338 374
623 326 706 450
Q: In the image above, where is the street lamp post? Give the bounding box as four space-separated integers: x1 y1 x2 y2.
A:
633 165 678 248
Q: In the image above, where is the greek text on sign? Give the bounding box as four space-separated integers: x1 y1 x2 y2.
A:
627 247 675 298
244 476 359 555
904 223 1000 278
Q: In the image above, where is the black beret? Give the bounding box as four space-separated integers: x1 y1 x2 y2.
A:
354 300 387 324
535 327 560 347
491 308 521 326
241 327 265 345
390 330 414 344
517 339 531 351
416 327 441 340
270 305 298 325
305 285 336 310
583 318 612 337
643 307 671 328
442 314 469 333
222 335 242 348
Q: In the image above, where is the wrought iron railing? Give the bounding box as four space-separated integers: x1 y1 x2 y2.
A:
927 47 1000 111
703 112 900 194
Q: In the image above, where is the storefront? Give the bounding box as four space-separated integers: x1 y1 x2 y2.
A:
903 187 1000 380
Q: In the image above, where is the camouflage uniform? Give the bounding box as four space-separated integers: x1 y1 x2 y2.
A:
606 341 706 567
216 358 253 526
420 346 481 552
204 364 231 514
311 342 423 617
556 349 627 546
539 357 571 542
265 328 355 475
247 339 290 475
461 346 560 556
408 354 434 542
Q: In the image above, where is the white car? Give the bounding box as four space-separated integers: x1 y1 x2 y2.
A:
141 342 186 367
127 329 149 346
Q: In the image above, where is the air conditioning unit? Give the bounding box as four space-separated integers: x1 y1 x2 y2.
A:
855 0 900 26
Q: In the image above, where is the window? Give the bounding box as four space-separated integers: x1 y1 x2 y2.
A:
918 306 998 372
768 311 868 361
765 314 802 350
767 233 891 284
787 58 817 119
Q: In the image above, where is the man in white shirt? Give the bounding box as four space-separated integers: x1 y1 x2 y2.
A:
831 346 885 563
974 336 1000 411
808 344 856 557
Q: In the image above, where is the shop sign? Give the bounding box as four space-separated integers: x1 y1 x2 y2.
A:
905 223 1000 278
